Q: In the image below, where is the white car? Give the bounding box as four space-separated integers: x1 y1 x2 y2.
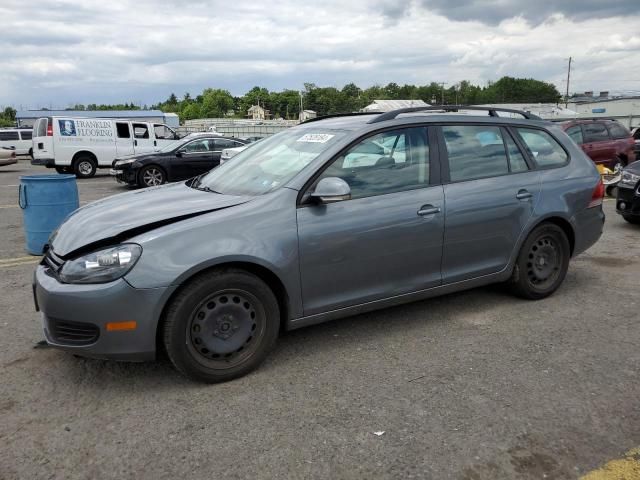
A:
220 144 250 164
0 128 33 156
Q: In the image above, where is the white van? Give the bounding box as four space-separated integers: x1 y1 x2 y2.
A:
0 128 34 156
31 117 179 178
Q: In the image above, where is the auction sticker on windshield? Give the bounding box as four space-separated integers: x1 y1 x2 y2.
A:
297 133 335 143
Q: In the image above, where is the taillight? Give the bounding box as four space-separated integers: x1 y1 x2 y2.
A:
46 122 53 136
588 178 604 208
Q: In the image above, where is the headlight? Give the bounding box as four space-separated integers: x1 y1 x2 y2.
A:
115 158 137 166
59 244 142 284
620 171 640 186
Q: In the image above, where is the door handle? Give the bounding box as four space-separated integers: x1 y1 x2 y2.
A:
154 140 157 146
516 190 533 200
417 205 440 216
134 139 138 146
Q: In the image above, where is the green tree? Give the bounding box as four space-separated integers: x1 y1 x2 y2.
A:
201 88 234 118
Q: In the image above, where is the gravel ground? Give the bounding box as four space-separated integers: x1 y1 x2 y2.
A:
1 160 638 479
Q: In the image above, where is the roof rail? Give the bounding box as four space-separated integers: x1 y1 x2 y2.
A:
301 112 379 124
367 105 542 124
548 117 618 122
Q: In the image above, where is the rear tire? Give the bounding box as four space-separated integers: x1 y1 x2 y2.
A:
623 215 640 225
163 269 280 383
73 156 97 178
510 223 570 300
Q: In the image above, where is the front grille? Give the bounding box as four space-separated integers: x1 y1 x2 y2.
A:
43 249 64 277
47 317 100 346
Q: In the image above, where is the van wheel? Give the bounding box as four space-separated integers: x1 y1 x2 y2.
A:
163 269 280 383
509 223 570 300
28 148 33 159
73 156 97 178
138 165 166 187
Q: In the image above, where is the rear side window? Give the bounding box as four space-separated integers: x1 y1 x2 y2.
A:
606 122 630 139
20 131 32 140
443 125 509 182
0 131 20 141
515 128 568 167
565 125 583 145
213 138 237 150
583 123 610 142
116 122 130 138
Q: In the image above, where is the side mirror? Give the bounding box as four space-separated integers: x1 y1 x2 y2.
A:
176 150 184 157
310 177 351 204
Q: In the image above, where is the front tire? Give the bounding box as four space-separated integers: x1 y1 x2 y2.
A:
510 223 570 300
163 269 280 383
138 165 166 187
73 156 97 178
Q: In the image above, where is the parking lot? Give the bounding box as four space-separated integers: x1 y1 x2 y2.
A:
1 159 639 479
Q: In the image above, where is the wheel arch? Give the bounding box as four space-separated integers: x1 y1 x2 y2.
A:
71 150 97 165
524 215 576 257
154 260 291 357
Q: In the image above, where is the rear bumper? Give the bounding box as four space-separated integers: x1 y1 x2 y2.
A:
34 265 175 361
572 206 605 256
0 157 17 167
31 157 55 167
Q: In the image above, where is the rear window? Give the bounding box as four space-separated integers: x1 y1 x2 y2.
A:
20 130 32 140
0 131 19 141
583 123 610 143
606 122 630 139
515 128 568 167
36 119 47 137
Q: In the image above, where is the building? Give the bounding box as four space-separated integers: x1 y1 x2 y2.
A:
247 105 270 121
361 99 430 113
299 110 317 122
567 94 640 128
15 109 176 128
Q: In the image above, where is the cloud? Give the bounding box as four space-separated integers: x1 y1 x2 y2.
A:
416 0 637 25
0 0 639 108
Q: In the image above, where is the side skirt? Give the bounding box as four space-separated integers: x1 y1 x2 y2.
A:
287 268 512 331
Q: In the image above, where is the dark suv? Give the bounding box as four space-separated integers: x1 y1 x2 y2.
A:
560 119 635 171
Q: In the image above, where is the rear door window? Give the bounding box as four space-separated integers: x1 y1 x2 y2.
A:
504 131 529 173
132 123 149 139
443 125 510 182
583 123 610 143
20 130 32 140
515 128 568 167
36 119 47 137
606 122 630 139
565 125 584 145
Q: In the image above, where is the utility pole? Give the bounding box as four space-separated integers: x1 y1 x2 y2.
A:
565 57 572 108
439 83 447 105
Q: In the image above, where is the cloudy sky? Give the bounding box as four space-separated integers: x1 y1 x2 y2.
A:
2 0 639 109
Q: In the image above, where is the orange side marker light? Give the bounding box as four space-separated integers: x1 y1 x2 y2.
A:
106 321 137 332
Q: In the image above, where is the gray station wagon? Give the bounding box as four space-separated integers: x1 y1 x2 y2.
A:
34 106 605 383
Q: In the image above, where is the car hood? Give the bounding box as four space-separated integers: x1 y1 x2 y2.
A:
625 160 640 174
50 182 252 257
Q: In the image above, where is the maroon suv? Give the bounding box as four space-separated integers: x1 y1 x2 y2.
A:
560 119 635 170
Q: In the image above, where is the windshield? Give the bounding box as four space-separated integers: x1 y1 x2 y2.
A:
192 128 347 196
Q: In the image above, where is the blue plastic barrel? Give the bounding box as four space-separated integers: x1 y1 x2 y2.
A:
18 175 79 255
